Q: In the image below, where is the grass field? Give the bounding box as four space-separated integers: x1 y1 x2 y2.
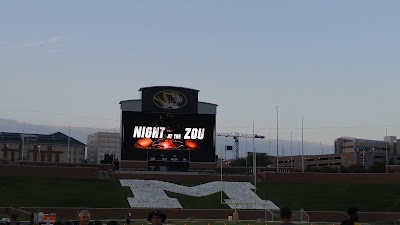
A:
256 182 400 212
0 177 131 208
2 176 400 212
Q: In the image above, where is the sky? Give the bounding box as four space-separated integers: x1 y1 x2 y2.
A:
1 1 400 146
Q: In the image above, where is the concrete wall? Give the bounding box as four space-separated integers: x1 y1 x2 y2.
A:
112 172 252 182
0 165 99 179
120 161 216 171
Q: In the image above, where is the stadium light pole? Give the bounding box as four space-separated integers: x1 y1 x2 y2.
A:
276 106 279 172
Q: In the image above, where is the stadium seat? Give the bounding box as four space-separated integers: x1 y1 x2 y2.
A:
106 221 118 225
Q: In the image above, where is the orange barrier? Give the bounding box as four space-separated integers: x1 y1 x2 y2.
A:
40 213 56 225
50 213 56 224
43 214 49 223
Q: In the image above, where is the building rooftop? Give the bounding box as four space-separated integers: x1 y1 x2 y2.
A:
0 132 86 146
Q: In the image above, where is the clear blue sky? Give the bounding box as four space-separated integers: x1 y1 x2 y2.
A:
1 1 400 145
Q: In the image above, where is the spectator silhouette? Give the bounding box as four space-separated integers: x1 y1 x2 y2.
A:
280 207 295 225
147 211 166 225
340 208 359 225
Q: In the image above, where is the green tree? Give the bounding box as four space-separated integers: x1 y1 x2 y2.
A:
305 166 337 173
100 153 114 164
368 162 386 173
305 167 318 172
318 166 338 173
342 163 367 173
230 153 272 167
230 157 247 166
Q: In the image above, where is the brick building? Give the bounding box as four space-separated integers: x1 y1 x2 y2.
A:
0 132 86 163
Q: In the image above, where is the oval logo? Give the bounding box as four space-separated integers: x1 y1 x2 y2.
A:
153 90 187 109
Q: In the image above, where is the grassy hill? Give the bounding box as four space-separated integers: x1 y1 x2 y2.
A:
0 177 131 208
2 176 400 211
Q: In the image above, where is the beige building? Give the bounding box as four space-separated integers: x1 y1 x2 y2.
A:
270 136 400 171
87 132 120 164
335 137 400 165
271 152 358 171
0 132 85 163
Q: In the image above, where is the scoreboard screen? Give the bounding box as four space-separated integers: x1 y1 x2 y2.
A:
121 111 215 162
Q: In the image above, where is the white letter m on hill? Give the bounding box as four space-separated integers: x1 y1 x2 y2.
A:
120 179 278 209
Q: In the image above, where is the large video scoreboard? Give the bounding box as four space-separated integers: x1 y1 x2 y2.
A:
121 111 216 163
